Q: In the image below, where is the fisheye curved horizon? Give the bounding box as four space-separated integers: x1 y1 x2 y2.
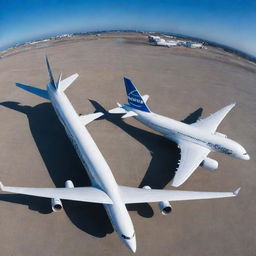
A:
0 0 255 56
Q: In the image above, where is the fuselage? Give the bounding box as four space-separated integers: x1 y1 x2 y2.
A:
123 105 249 161
47 84 136 252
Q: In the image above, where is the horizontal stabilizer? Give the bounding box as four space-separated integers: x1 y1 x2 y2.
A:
80 112 104 125
0 182 112 204
142 94 149 103
60 73 79 92
109 107 127 114
122 111 138 119
119 185 240 204
16 83 49 100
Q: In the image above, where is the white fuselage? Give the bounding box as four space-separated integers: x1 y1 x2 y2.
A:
47 84 136 252
123 105 249 160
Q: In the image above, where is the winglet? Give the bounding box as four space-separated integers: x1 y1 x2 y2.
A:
233 187 241 196
0 181 4 190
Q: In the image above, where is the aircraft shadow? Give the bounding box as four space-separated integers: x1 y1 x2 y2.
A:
0 100 113 237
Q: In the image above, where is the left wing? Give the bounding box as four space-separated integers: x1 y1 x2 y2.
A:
191 103 235 133
119 186 240 204
0 182 113 204
172 141 210 187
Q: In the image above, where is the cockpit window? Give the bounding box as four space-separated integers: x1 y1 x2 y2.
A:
121 232 135 240
243 153 248 155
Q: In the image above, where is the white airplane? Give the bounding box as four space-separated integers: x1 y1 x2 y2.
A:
109 78 250 187
148 35 177 47
156 40 177 47
0 59 241 253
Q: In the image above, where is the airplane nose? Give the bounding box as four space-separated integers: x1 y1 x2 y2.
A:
244 154 250 160
124 237 136 253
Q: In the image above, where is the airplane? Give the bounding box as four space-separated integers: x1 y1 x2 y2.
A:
148 35 177 47
109 78 250 187
0 58 241 253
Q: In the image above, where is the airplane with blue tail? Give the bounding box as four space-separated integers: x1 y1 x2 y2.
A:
109 78 250 187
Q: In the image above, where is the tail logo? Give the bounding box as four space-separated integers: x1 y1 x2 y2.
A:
128 90 144 107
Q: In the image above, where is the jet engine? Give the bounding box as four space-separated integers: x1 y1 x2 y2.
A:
158 201 172 215
65 180 74 188
215 132 227 138
51 180 74 212
51 198 63 212
142 185 172 215
200 157 218 171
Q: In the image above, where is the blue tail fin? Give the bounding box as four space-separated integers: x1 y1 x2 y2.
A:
124 78 150 112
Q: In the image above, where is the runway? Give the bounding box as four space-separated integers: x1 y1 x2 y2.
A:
0 33 255 255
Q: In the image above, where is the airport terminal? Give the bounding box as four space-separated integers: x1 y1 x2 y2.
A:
0 32 255 256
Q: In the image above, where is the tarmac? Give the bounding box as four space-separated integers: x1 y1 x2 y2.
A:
0 33 255 256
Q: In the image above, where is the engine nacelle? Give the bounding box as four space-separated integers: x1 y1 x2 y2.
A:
200 157 218 171
51 198 63 212
215 132 227 138
158 201 172 215
65 180 74 188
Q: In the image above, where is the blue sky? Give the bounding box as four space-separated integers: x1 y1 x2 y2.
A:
1 0 256 56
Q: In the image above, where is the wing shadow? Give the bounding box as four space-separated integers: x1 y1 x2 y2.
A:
0 100 113 237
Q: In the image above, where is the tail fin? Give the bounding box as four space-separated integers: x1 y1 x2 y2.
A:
124 77 150 112
45 56 79 91
45 56 56 88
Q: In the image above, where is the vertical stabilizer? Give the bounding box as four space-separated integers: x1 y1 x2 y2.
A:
124 77 150 112
45 56 79 91
45 56 56 89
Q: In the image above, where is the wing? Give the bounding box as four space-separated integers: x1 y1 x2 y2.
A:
119 186 240 204
0 182 112 204
191 103 235 132
172 141 210 187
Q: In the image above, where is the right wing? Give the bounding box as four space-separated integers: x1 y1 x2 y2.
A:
172 141 210 187
120 186 240 204
0 182 112 204
191 103 236 133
